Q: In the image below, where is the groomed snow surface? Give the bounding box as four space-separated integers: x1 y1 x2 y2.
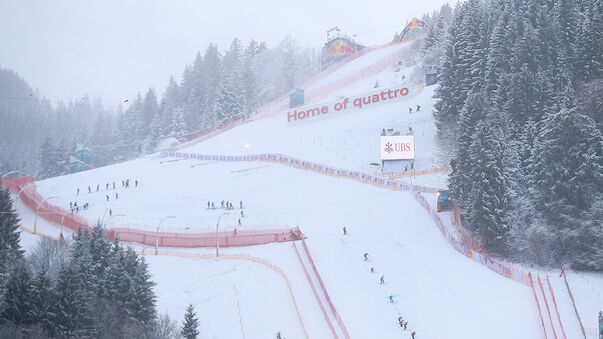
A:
16 44 602 339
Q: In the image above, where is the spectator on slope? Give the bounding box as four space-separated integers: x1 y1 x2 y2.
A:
238 218 241 226
221 200 225 208
109 209 112 216
113 182 116 189
106 194 109 202
389 295 394 303
411 331 415 338
370 267 375 273
70 202 73 209
115 192 118 199
416 105 420 112
364 252 369 261
106 183 109 190
398 317 404 327
207 201 210 209
404 322 407 330
96 184 100 192
77 188 80 195
343 226 347 235
240 200 243 209
121 180 125 187
126 179 130 187
135 180 138 187
380 275 384 284
88 186 91 193
211 202 215 209
409 107 412 114
240 210 244 218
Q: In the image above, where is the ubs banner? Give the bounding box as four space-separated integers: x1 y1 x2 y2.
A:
380 135 415 160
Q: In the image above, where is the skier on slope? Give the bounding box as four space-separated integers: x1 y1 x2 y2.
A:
77 188 80 195
416 105 420 112
135 180 138 187
240 200 243 209
106 194 109 202
404 322 408 330
238 218 241 226
113 182 116 189
398 317 404 327
106 183 109 190
370 267 375 273
88 186 91 193
411 331 415 338
343 226 347 235
115 192 118 199
221 200 225 208
389 295 394 303
364 253 369 261
207 201 210 209
240 210 244 218
380 275 384 284
409 107 412 114
96 184 100 192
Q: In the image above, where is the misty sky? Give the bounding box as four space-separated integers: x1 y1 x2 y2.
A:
0 0 450 108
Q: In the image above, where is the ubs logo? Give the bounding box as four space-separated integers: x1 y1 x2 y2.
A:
385 142 393 153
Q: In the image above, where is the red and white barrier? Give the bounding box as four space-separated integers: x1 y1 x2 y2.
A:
2 176 305 249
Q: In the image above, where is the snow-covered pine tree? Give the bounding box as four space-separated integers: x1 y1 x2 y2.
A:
433 1 470 135
151 76 180 146
131 255 156 326
168 107 188 139
201 44 223 129
449 89 487 211
467 117 510 249
29 266 54 333
141 88 159 153
0 262 33 325
212 70 246 126
181 304 200 339
51 263 95 337
0 187 22 260
38 136 56 179
529 102 603 226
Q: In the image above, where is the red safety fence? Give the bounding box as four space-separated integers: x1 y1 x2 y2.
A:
163 151 534 287
546 276 567 339
530 273 550 339
2 176 91 233
301 239 350 339
539 275 559 339
2 176 305 249
292 240 339 338
106 227 304 248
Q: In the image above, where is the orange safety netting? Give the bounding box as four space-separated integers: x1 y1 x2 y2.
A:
3 176 90 233
2 176 305 248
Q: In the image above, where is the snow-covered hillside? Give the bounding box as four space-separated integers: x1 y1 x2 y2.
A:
14 43 603 339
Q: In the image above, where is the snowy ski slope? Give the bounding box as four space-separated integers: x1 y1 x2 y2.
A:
15 43 603 339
